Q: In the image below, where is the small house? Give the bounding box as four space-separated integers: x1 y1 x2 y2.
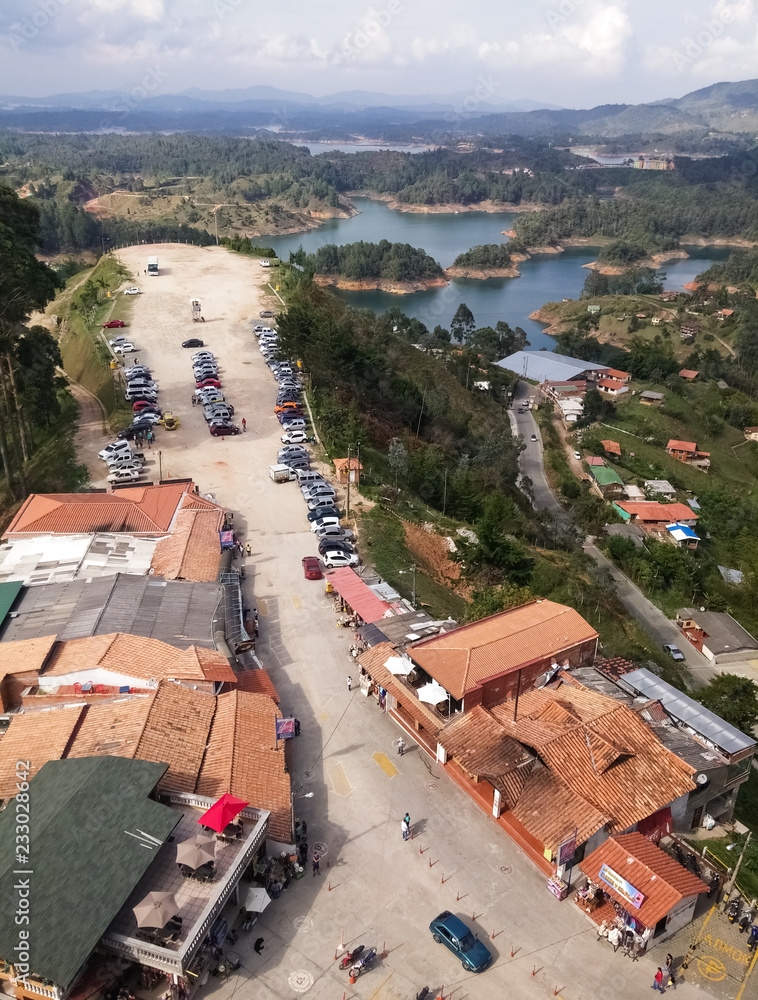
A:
676 608 758 665
645 480 676 500
666 522 700 550
586 457 605 467
333 457 363 486
743 427 758 442
556 398 584 423
678 369 699 381
587 304 601 315
666 440 710 469
623 484 645 500
597 378 629 396
717 309 734 320
639 391 664 406
601 440 621 457
606 369 631 383
680 324 697 342
651 316 662 326
589 465 625 498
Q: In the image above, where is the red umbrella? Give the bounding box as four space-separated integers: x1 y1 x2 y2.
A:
198 793 249 832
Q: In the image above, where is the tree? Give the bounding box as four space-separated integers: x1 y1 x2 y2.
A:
451 303 476 344
466 583 535 622
697 675 758 735
388 437 409 487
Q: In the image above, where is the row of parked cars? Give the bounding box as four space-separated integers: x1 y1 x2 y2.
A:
256 326 361 574
191 351 241 436
99 361 164 484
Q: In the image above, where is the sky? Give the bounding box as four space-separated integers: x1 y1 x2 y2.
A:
0 0 757 105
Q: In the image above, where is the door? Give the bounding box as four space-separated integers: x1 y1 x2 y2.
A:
691 806 703 830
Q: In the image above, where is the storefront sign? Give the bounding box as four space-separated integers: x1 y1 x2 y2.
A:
557 835 577 867
598 863 645 909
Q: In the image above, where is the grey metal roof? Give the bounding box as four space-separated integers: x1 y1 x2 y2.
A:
644 720 727 772
622 668 756 755
677 608 758 655
0 533 156 587
0 574 221 648
496 350 607 383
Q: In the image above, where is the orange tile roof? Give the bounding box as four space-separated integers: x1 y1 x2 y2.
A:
679 369 699 379
358 642 442 736
196 690 291 843
601 440 621 455
236 669 280 704
607 369 630 380
667 439 697 452
66 698 152 759
0 634 58 676
0 706 85 796
598 378 626 390
616 501 698 523
3 482 193 537
408 601 598 700
133 683 217 792
439 705 532 777
491 681 695 839
37 633 235 683
510 764 609 850
580 832 708 926
150 494 224 582
333 457 363 471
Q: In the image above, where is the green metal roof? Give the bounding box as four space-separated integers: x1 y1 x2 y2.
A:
0 580 23 627
591 466 624 487
0 757 179 990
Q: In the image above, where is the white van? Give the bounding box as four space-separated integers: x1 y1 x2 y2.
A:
296 469 322 484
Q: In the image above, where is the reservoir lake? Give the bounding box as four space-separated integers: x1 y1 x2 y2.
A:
264 197 729 352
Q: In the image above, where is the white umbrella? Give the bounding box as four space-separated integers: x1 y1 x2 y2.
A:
242 886 272 913
416 682 449 705
384 655 414 676
133 891 180 929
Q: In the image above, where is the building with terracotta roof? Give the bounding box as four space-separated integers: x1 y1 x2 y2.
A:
597 378 629 396
666 439 710 469
744 427 758 442
606 369 630 382
601 440 621 456
579 832 708 940
333 456 363 485
586 456 605 467
0 681 292 845
679 369 699 381
613 501 699 530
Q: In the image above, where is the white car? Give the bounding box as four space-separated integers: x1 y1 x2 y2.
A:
573 451 581 461
259 259 271 268
113 343 137 355
310 516 341 533
282 430 308 444
109 335 128 345
107 460 146 475
321 550 359 569
133 412 162 425
107 467 144 484
123 287 141 295
99 441 132 463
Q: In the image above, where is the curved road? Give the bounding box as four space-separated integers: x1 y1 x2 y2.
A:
508 380 714 687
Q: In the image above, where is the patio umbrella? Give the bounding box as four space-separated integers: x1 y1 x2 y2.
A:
416 681 449 706
175 833 216 870
133 891 180 929
242 886 272 913
198 793 248 833
384 655 413 676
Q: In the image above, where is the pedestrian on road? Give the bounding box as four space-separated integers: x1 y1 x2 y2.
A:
242 418 247 432
192 395 196 406
396 738 405 756
254 937 264 955
401 818 409 841
652 968 665 993
294 718 300 736
312 852 320 877
347 675 352 692
246 543 251 556
404 812 411 837
665 955 676 990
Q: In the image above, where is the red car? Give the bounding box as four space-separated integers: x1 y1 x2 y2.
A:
209 422 240 436
103 319 126 329
196 378 222 389
302 556 322 580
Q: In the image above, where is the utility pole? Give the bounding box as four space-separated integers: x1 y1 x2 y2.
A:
214 209 219 246
346 444 351 518
442 469 447 516
412 563 417 608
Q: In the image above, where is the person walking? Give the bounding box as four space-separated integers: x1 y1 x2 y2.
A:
242 417 247 432
347 675 352 692
254 937 264 955
396 738 405 756
652 968 665 993
401 817 409 841
665 955 676 990
312 851 320 877
404 812 411 838
246 543 251 557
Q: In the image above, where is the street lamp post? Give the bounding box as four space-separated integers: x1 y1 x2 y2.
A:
290 790 314 842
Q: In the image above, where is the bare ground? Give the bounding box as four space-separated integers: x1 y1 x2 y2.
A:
402 519 472 598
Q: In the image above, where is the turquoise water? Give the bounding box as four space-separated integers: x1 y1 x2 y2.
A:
264 198 728 352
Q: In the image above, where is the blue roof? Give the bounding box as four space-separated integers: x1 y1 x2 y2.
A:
496 350 607 383
666 522 699 540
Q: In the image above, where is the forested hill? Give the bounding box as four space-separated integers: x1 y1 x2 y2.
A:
452 244 512 268
306 240 444 281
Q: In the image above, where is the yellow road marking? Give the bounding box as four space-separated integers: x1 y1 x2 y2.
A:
327 762 352 797
257 599 268 616
291 595 302 611
736 946 758 1000
372 752 398 778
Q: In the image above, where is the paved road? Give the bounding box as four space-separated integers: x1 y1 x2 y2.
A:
508 380 714 687
109 247 705 1000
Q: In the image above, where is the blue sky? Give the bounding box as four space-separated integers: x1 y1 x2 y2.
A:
0 0 756 104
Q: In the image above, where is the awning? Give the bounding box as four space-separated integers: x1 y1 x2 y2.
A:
325 568 393 623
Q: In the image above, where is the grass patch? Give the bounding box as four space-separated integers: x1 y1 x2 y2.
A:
358 505 467 621
691 835 758 901
735 767 758 834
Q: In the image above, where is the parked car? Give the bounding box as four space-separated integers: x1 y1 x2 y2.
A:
307 497 338 513
196 378 222 389
182 338 204 348
317 538 353 557
303 488 336 504
310 516 341 533
530 434 537 442
133 401 161 413
275 402 301 413
663 643 685 661
192 351 215 361
300 478 327 493
429 912 492 973
308 506 341 523
209 422 240 436
282 430 309 444
204 407 234 423
277 411 305 424
321 549 359 569
314 525 353 541
113 343 137 355
125 367 152 378
99 440 133 462
302 556 322 580
123 287 141 295
107 468 145 484
125 391 157 403
108 460 147 475
280 456 310 471
573 451 581 461
132 412 162 425
193 365 219 376
103 319 126 329
118 423 153 440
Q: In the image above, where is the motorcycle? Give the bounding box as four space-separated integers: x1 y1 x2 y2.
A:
686 852 701 877
416 989 430 1000
350 947 377 979
727 897 742 923
739 906 755 933
339 945 364 970
747 926 758 953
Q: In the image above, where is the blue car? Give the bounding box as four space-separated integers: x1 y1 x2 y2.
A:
429 911 493 973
